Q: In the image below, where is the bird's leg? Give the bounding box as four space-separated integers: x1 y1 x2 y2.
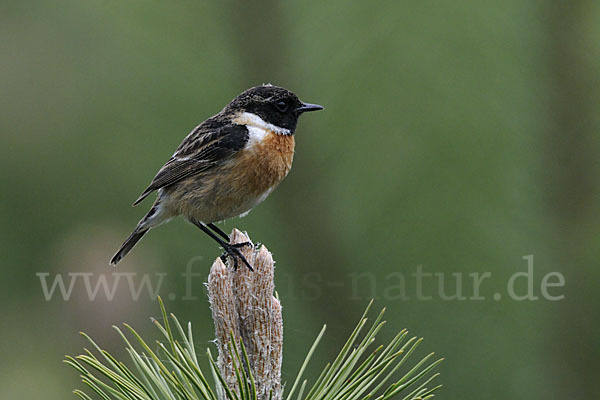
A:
206 223 247 259
207 223 252 249
207 223 230 241
191 219 253 271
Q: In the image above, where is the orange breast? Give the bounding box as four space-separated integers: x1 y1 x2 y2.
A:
234 131 295 195
165 130 295 223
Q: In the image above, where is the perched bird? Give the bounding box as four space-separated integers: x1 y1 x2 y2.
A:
110 85 323 269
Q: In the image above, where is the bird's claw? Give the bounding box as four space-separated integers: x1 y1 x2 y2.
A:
220 243 253 271
231 241 252 249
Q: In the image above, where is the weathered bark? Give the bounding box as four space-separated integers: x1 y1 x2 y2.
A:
207 229 283 400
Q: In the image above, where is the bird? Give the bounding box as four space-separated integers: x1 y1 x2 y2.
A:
110 84 323 269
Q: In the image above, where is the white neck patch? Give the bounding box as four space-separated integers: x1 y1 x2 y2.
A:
232 112 291 136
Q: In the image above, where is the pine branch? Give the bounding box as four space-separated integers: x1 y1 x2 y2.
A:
208 229 283 400
65 228 443 400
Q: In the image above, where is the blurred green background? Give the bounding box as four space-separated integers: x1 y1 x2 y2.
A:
2 0 599 398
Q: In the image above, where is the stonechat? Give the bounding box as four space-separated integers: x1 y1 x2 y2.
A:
110 84 323 269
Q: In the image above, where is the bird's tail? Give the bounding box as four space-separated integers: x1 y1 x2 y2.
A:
110 228 149 265
110 200 169 265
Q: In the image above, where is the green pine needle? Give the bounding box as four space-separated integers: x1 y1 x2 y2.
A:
66 300 442 400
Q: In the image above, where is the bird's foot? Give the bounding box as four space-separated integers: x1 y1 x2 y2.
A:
231 241 251 249
220 243 253 271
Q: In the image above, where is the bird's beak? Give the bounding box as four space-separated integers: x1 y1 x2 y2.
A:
296 102 324 113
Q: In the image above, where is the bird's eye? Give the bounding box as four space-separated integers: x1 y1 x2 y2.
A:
275 101 288 112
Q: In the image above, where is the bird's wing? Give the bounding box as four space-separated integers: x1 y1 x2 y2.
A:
132 122 249 206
